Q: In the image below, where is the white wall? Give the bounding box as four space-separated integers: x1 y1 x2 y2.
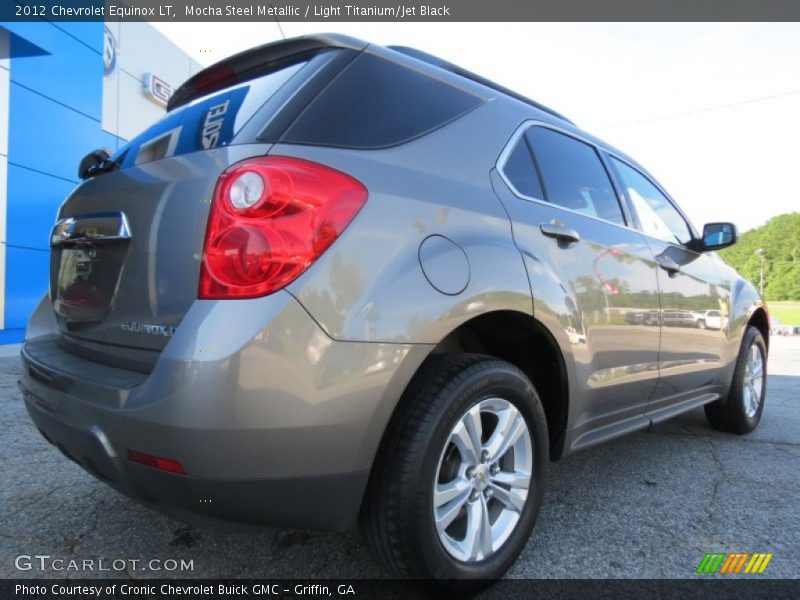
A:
102 22 202 142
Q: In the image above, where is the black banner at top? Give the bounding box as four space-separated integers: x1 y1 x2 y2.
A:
3 0 800 22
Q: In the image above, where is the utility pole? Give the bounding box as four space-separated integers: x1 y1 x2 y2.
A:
755 248 766 295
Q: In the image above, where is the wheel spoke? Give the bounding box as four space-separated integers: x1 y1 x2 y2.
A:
434 481 471 532
485 409 526 462
749 382 760 409
488 482 526 513
492 469 531 490
463 496 493 560
450 421 480 465
483 406 517 458
462 405 483 461
434 477 471 508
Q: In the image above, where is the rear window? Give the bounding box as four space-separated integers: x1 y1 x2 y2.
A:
114 61 308 167
280 54 485 149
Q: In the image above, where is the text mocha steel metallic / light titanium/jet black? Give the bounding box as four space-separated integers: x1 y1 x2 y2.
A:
19 34 769 590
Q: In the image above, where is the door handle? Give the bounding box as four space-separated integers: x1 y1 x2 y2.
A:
540 223 580 244
656 256 681 275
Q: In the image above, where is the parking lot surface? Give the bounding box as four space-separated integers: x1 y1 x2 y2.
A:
1 337 798 581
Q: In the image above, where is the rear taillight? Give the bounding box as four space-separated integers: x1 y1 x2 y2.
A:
199 156 367 299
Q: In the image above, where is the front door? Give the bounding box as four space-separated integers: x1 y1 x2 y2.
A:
494 123 661 448
606 157 730 409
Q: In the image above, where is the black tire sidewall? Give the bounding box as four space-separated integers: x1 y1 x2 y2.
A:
731 328 767 430
411 362 549 582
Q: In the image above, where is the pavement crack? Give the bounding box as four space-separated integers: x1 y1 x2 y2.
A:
702 439 727 530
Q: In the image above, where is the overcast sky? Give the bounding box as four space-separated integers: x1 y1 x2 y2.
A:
153 22 800 233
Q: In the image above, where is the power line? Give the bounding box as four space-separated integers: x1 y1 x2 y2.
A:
271 5 286 39
607 88 800 129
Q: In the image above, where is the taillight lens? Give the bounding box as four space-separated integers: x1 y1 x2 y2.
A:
128 450 187 475
199 156 368 299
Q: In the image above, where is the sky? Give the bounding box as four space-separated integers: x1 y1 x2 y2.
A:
152 22 800 233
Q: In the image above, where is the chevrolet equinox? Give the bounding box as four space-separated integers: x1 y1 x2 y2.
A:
20 35 769 589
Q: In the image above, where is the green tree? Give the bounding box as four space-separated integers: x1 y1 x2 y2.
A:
719 213 800 301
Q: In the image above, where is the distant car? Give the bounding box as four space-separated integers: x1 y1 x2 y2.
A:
625 309 659 325
625 310 646 325
565 326 587 344
694 309 724 330
662 309 697 328
644 309 660 326
18 34 770 590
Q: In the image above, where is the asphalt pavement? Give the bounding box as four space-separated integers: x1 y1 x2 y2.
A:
1 337 798 582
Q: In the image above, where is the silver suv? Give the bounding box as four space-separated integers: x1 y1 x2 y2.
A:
20 35 769 589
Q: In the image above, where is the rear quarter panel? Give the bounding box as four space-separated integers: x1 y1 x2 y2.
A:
280 100 535 344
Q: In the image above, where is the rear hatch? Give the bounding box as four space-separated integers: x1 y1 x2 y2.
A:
52 154 230 371
49 40 360 372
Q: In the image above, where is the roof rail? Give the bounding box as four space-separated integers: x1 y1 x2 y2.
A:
388 45 574 125
167 34 367 112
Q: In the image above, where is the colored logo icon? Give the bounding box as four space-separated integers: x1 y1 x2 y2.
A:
697 552 773 574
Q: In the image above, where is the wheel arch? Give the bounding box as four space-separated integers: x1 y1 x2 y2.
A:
748 306 770 353
429 310 568 461
370 310 570 473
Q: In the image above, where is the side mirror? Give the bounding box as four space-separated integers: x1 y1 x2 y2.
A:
78 148 115 180
698 222 737 251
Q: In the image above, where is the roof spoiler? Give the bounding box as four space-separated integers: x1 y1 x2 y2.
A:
388 46 574 125
167 34 367 112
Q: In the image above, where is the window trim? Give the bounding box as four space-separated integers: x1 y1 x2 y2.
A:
496 120 633 229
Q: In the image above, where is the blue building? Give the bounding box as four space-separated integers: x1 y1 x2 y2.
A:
0 21 199 343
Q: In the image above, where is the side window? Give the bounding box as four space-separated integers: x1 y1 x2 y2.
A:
610 158 692 245
502 136 544 200
526 127 625 225
282 54 484 149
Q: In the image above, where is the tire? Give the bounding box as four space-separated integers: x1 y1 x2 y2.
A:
705 326 767 434
697 320 706 329
359 353 549 592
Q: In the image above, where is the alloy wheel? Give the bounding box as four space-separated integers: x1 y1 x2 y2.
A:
743 344 764 418
433 398 533 562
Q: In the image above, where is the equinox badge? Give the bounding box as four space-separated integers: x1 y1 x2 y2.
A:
120 321 177 337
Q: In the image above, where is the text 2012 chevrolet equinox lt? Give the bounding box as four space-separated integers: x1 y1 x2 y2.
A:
20 35 769 589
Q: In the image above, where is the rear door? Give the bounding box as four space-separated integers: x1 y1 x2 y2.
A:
495 123 661 447
606 156 731 409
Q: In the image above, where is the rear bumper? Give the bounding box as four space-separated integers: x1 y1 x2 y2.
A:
22 390 366 531
19 291 432 531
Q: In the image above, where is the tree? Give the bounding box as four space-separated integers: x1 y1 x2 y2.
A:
719 213 800 301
